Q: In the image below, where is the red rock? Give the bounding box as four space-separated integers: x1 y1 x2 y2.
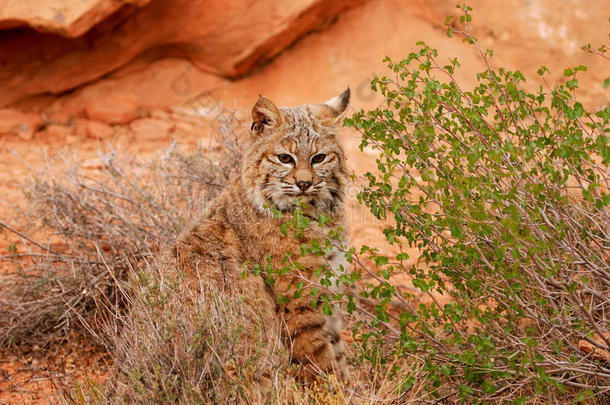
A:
0 0 367 107
130 118 173 141
1 0 608 136
0 0 152 37
17 131 35 141
71 118 115 139
48 58 225 119
85 94 139 124
0 108 43 138
72 118 89 138
46 123 73 139
173 121 197 136
85 121 115 139
46 110 73 125
578 332 610 363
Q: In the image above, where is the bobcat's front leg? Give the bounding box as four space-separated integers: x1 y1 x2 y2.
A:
272 254 349 383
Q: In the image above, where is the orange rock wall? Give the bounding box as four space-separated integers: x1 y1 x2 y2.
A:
0 0 366 107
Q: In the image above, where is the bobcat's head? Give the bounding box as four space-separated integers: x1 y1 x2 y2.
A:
242 89 351 217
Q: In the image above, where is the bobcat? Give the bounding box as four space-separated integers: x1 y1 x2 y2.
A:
168 89 352 385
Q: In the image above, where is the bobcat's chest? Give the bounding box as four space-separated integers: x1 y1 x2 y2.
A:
326 246 348 294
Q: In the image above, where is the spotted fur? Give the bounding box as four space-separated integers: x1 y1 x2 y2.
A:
168 89 352 384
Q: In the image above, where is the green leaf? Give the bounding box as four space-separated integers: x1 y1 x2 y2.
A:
566 78 579 89
412 278 429 292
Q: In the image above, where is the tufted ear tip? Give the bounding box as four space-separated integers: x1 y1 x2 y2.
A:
324 87 350 115
315 87 351 127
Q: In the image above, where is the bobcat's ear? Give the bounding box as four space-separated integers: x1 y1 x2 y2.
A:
318 87 350 127
251 96 283 135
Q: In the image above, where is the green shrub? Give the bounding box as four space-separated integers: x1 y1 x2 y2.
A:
341 5 609 403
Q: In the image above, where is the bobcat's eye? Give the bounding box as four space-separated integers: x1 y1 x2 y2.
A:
311 154 326 164
277 154 294 164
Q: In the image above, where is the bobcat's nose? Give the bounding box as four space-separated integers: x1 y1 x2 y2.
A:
296 181 311 192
